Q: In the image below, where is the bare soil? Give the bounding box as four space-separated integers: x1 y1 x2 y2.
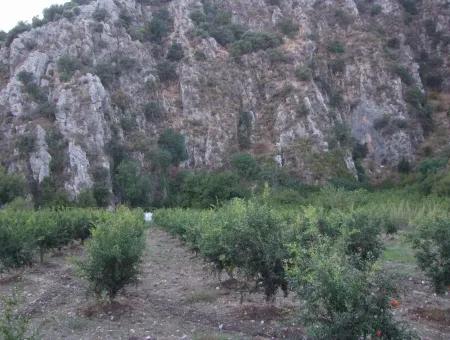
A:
0 228 449 339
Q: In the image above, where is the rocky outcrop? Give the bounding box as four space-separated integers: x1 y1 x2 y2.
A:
0 0 449 197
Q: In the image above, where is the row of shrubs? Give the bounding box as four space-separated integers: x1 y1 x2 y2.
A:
0 207 113 271
0 206 147 302
153 194 421 338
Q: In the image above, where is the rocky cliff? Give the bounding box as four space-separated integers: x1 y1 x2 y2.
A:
0 0 449 200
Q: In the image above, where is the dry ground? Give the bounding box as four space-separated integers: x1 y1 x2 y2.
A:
0 228 449 339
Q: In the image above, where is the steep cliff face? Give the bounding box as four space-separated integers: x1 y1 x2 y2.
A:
0 0 449 198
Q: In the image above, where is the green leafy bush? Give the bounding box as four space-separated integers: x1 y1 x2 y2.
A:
92 7 109 22
341 211 384 269
167 42 184 61
277 18 299 38
327 40 345 54
144 101 164 121
413 218 450 294
392 65 414 85
179 171 247 208
295 66 312 81
77 208 146 300
0 167 26 206
5 21 31 47
230 153 260 179
157 128 188 166
16 71 47 103
156 198 290 300
0 211 34 271
156 61 178 82
400 0 419 15
145 9 173 43
57 55 81 82
190 3 245 47
230 31 282 57
114 160 152 207
398 158 411 174
238 111 253 149
290 241 413 339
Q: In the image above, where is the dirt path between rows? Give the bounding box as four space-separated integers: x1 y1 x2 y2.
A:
0 227 449 339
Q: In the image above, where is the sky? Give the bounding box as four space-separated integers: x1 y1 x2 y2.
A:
0 0 68 32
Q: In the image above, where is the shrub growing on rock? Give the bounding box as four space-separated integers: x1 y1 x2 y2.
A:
145 9 173 43
156 61 177 82
57 55 81 82
166 42 184 61
230 31 282 57
157 128 188 166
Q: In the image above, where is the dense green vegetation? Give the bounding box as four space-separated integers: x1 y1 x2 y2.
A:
154 184 449 337
77 207 146 300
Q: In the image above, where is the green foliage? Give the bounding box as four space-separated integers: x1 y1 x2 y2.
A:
167 42 184 61
413 218 450 294
392 65 414 85
16 71 47 103
373 115 390 130
190 2 245 47
145 9 173 43
230 31 282 57
144 101 164 121
329 58 345 74
5 22 31 47
404 87 433 134
34 101 57 121
156 198 290 300
386 37 400 49
334 9 353 28
92 7 109 22
341 211 384 269
0 31 7 42
156 61 178 82
0 167 26 206
295 66 312 81
290 242 413 339
178 171 248 208
418 157 448 176
327 40 345 54
238 111 253 149
76 189 97 208
57 55 81 82
93 54 136 88
277 18 299 38
92 167 111 207
77 208 146 300
331 121 352 147
0 208 117 271
157 128 188 166
114 160 152 207
230 153 260 179
0 211 34 270
0 290 36 340
35 178 69 208
46 128 67 176
16 133 36 156
398 158 411 174
400 0 419 15
370 4 382 16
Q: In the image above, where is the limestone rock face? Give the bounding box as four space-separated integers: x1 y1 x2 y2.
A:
0 0 449 196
